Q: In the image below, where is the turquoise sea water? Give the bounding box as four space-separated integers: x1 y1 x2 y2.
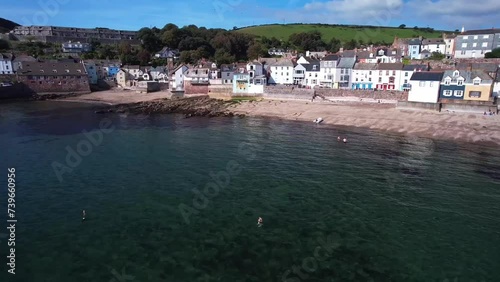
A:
1 101 500 282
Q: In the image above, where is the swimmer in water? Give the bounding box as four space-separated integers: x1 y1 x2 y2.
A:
343 138 347 143
82 210 86 221
337 136 341 141
257 217 263 226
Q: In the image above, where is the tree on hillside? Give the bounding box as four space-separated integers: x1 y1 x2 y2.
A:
344 39 360 50
399 24 406 29
137 49 151 65
137 27 163 53
214 49 235 65
0 39 10 50
247 42 267 60
485 48 500 58
429 51 445 60
327 37 342 53
289 31 325 51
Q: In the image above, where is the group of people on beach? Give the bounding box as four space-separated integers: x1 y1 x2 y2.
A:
484 110 495 116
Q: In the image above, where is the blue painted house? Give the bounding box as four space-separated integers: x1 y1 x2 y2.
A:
439 70 465 100
107 66 120 78
408 38 422 59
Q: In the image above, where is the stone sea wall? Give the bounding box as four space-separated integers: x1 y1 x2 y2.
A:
263 86 408 101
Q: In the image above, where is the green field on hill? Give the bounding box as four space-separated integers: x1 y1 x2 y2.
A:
236 24 449 43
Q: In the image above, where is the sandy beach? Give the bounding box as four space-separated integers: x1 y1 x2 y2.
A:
58 89 173 105
57 91 500 145
231 99 500 146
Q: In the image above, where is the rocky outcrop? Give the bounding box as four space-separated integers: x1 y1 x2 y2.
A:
110 95 240 118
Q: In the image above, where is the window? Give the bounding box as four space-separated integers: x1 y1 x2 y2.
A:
369 78 372 82
483 35 489 39
453 71 459 77
473 78 480 85
463 36 468 39
419 81 425 87
461 43 467 48
473 43 477 47
443 90 452 97
369 71 372 75
457 79 463 85
454 90 463 97
392 71 396 75
378 77 382 83
482 42 488 47
356 78 358 81
469 91 481 98
379 71 382 75
429 81 434 87
405 72 408 77
386 71 389 75
389 77 395 83
444 78 450 85
474 35 478 39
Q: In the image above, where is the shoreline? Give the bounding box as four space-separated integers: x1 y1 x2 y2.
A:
230 99 500 146
37 91 500 146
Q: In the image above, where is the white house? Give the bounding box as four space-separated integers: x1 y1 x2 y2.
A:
148 66 168 82
246 61 263 80
61 41 91 53
122 65 141 79
443 34 456 59
154 47 179 59
493 68 500 97
401 64 429 91
351 63 377 90
116 69 132 88
269 59 294 85
375 48 402 63
408 38 422 59
0 53 13 74
335 57 356 89
421 38 446 54
302 59 321 88
83 62 98 84
375 63 403 90
170 64 188 91
408 72 444 103
319 54 339 88
293 64 306 85
357 51 378 63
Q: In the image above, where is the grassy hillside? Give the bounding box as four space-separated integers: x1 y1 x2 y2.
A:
236 24 449 43
0 18 19 33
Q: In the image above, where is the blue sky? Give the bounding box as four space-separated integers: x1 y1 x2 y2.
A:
2 0 500 31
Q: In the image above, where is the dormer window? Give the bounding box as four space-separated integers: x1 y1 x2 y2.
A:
312 65 317 70
453 70 459 77
473 78 481 85
444 77 451 85
457 78 463 86
378 50 384 55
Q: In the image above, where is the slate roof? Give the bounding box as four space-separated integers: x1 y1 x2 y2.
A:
461 28 500 35
376 63 403 70
322 54 339 61
270 59 294 67
410 71 444 81
407 38 422 45
455 63 499 73
303 63 320 72
356 51 375 59
220 64 235 72
11 55 37 63
422 38 445 45
0 53 13 60
18 61 87 76
353 63 377 70
340 50 356 57
442 70 493 83
403 64 429 71
337 57 356 68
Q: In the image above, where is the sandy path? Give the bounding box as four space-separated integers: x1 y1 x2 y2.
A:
231 99 500 146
